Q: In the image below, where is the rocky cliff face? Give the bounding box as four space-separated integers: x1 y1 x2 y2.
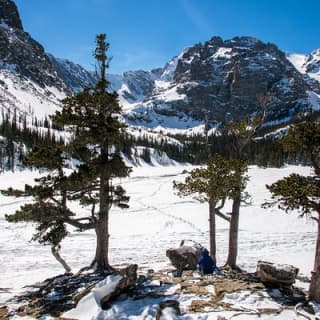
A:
287 50 320 84
0 0 67 90
48 54 97 92
124 36 320 127
0 0 69 119
0 0 23 30
304 49 320 81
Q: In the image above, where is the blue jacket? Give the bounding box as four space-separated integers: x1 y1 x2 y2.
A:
197 249 215 274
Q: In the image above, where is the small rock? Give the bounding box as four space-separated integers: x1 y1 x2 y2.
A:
147 269 155 277
156 300 180 320
137 275 147 285
0 306 8 319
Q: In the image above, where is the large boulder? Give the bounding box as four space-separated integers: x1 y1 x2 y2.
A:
257 261 299 287
166 245 202 275
99 264 138 309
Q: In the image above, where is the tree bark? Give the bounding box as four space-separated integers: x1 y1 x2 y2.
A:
93 215 110 272
309 215 320 302
51 245 71 273
93 142 111 272
208 199 216 261
226 196 241 269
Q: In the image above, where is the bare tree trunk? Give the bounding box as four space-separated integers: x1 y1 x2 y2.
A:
51 245 71 273
93 215 110 272
93 142 111 273
226 196 240 269
209 199 216 261
309 216 320 302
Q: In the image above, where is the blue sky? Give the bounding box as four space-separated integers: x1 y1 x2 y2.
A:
15 0 320 74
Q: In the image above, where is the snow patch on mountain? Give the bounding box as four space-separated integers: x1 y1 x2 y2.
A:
125 103 203 131
305 49 320 82
161 58 178 81
212 47 233 59
287 51 320 83
287 53 307 74
107 73 123 92
0 69 65 119
307 91 320 111
126 126 183 147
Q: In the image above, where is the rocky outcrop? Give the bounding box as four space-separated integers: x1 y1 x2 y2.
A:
166 245 202 275
100 264 138 309
156 300 180 320
256 261 299 287
124 36 320 127
0 23 67 91
0 0 23 30
305 49 320 74
0 0 68 119
170 36 316 123
48 54 97 92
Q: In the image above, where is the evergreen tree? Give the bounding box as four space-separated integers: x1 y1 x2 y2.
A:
221 116 262 269
2 146 73 272
2 34 130 273
265 120 320 302
173 154 245 262
141 147 151 163
52 34 131 272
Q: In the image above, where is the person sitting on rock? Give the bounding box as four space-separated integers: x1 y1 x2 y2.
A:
197 248 216 275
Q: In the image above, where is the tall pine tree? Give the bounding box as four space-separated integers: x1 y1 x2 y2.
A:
2 35 130 273
265 120 320 302
173 154 244 262
52 34 131 272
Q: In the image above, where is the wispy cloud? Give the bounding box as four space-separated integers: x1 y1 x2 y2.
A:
179 0 214 35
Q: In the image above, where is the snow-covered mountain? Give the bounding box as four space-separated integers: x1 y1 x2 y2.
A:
48 54 97 93
122 37 320 129
287 50 320 83
0 0 69 119
1 0 320 132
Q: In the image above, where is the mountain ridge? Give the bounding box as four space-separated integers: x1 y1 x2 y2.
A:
0 0 319 131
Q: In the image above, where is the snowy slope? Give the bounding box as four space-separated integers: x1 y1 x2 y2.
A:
0 5 67 122
288 50 320 83
286 53 307 74
0 69 65 119
0 165 316 307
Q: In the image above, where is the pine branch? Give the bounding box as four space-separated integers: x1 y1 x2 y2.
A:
216 209 231 222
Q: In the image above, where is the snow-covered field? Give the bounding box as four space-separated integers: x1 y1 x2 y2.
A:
0 163 317 319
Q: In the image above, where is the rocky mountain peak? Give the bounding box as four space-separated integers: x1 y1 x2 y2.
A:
0 0 68 91
0 0 23 30
305 49 320 74
124 36 320 128
48 54 97 92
